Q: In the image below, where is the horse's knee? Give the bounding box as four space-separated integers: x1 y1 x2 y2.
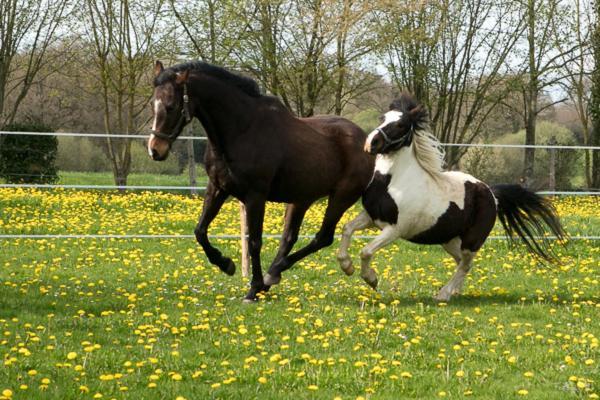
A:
316 230 335 248
194 225 207 245
249 237 262 255
360 248 372 260
341 223 353 238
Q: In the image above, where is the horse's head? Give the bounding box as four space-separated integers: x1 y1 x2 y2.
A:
365 93 428 155
148 60 193 161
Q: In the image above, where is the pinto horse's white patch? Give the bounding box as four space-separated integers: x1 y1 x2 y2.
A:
365 111 403 152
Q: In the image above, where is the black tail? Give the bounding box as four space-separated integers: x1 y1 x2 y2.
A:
491 184 566 262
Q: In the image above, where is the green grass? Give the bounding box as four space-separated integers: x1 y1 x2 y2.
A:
0 190 598 399
57 170 208 187
0 169 208 188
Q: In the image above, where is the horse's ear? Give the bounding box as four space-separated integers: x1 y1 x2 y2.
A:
154 60 164 77
175 69 189 85
409 105 428 128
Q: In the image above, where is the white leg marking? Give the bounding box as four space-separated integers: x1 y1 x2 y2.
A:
359 226 399 289
442 237 462 264
435 247 475 302
337 211 374 276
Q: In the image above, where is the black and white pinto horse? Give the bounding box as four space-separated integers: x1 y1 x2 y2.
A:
337 94 565 301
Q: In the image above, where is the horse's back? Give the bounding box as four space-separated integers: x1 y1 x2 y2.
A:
263 115 373 202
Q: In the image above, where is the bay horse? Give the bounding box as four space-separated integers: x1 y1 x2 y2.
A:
337 93 565 301
148 61 374 302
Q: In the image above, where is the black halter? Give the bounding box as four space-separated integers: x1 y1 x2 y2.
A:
376 125 414 152
153 83 192 141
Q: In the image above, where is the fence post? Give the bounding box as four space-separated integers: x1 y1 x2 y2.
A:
548 137 556 192
187 127 197 196
239 202 250 278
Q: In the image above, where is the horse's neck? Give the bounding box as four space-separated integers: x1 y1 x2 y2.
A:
378 146 428 182
191 81 254 157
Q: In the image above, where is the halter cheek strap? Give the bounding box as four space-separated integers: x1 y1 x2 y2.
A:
153 83 192 142
376 126 414 152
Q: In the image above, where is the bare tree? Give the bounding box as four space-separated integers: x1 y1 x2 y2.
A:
512 0 580 187
0 0 70 126
554 0 593 187
381 0 526 167
80 0 168 186
591 0 600 187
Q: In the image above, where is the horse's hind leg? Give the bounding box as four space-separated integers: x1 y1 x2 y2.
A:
337 211 373 276
435 238 474 301
358 226 398 290
194 181 233 275
269 202 311 269
264 192 356 286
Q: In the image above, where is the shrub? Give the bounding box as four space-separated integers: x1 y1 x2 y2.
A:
0 122 58 183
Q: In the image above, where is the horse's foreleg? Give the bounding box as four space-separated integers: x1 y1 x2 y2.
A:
242 194 268 303
359 226 398 290
194 182 233 275
269 202 310 268
337 210 373 276
264 193 355 286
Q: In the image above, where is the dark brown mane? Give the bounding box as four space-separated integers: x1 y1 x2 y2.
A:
154 61 262 98
390 92 428 131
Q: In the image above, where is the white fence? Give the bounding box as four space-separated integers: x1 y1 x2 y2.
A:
0 130 598 242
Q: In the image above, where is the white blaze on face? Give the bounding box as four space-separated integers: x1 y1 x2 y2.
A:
148 134 156 156
149 99 163 156
151 99 162 132
365 110 403 152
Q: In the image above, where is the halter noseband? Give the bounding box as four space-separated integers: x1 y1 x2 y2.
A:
153 83 192 142
376 125 414 151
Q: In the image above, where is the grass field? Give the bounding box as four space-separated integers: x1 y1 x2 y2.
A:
0 189 598 399
56 171 208 188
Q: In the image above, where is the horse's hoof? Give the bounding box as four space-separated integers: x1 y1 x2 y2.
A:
366 277 378 290
338 258 355 276
434 291 452 302
362 276 378 290
242 297 257 304
219 258 235 276
263 273 281 286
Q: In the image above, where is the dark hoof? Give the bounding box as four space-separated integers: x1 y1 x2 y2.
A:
218 258 236 276
243 284 271 303
366 277 378 291
263 273 281 286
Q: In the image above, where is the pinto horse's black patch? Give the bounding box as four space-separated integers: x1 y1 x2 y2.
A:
362 172 398 225
408 181 496 250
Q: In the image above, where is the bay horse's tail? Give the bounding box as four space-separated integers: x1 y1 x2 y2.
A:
491 184 566 262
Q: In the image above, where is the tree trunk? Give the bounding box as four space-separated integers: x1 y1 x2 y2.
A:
523 112 536 187
114 167 128 187
593 121 600 188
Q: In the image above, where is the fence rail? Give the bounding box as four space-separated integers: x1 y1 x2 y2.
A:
0 234 596 240
2 130 600 150
1 130 598 243
0 184 597 196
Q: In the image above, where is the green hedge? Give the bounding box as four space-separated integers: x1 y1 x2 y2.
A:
0 122 58 184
